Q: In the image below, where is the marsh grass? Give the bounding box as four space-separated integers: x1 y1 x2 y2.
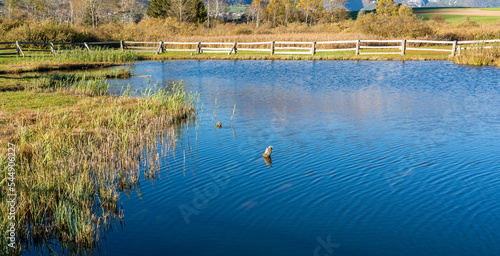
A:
0 80 197 254
28 49 138 64
24 68 131 96
454 42 500 66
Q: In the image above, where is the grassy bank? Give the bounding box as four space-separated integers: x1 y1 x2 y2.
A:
0 70 197 254
138 50 453 61
0 50 138 74
0 67 131 92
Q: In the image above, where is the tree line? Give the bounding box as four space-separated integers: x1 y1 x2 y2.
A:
0 0 414 28
1 0 147 27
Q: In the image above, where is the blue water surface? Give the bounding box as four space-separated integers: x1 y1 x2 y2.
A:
98 60 500 256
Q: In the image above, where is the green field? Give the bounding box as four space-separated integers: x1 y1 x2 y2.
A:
480 8 500 11
418 14 500 23
414 7 500 11
228 5 248 13
413 7 500 23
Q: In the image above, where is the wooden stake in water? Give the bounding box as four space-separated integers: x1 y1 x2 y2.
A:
263 146 273 158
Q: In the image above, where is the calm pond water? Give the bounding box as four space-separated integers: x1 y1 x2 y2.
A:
104 60 500 256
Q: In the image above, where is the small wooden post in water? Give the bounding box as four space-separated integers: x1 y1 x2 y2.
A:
401 39 406 56
311 42 316 56
270 41 275 55
120 40 124 52
355 40 360 56
16 41 25 57
451 40 457 57
50 42 56 55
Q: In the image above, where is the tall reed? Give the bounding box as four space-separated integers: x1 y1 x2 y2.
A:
454 42 500 66
0 81 197 254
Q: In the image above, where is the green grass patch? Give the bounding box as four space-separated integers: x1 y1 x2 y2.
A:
0 91 83 112
0 67 131 92
480 8 500 11
228 5 248 13
413 7 474 12
0 76 29 91
417 14 500 23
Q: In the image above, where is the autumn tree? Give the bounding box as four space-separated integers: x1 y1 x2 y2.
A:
266 0 283 27
375 0 399 16
296 0 323 25
398 4 413 17
249 0 268 27
323 0 348 22
281 0 297 24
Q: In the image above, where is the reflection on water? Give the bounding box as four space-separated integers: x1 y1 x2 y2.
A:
104 60 500 256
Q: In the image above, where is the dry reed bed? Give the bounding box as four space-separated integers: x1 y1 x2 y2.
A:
0 78 197 254
454 42 500 66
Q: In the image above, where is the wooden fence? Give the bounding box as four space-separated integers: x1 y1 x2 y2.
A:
0 39 498 57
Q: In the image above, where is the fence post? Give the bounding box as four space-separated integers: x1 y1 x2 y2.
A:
157 41 163 54
50 42 56 55
311 42 316 56
401 39 406 56
84 42 91 51
16 41 25 57
231 42 237 55
270 41 275 55
458 45 462 56
451 40 457 57
120 40 124 52
355 40 360 56
195 42 201 54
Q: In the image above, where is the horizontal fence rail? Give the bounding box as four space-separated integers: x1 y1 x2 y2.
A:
0 42 18 56
0 39 498 57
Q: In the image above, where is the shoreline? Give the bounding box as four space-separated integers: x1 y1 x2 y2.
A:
0 52 497 75
139 53 452 61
